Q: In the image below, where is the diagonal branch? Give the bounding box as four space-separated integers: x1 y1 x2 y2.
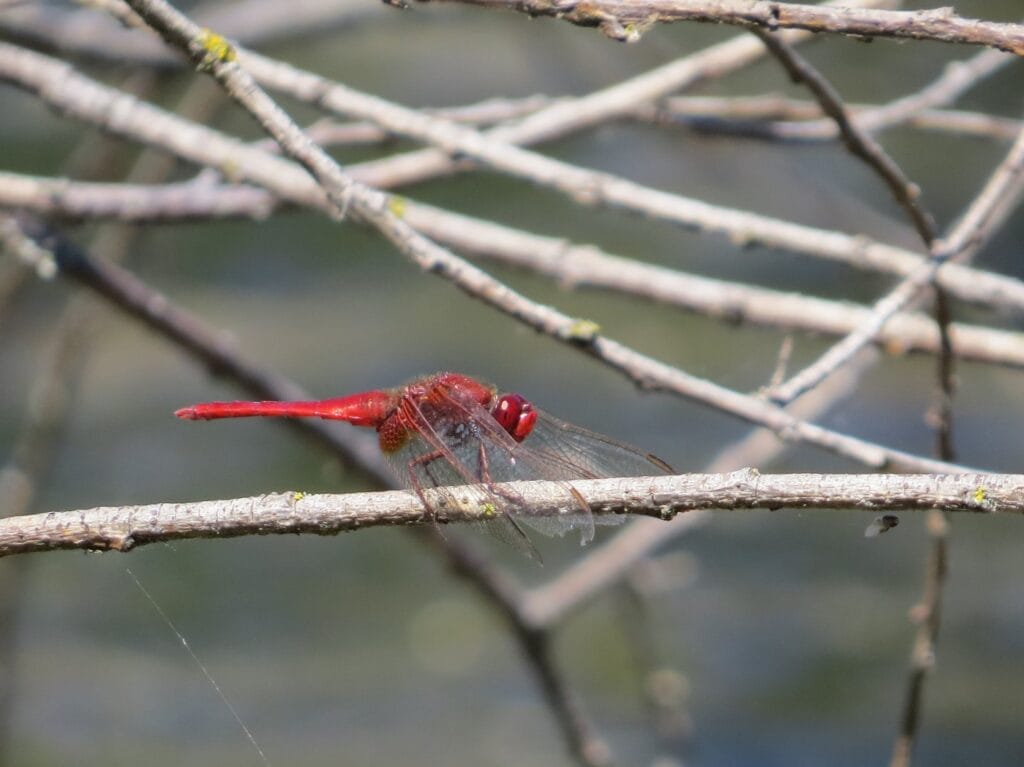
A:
2 213 391 484
752 28 938 245
10 173 1024 371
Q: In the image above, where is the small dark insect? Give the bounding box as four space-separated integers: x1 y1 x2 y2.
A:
864 514 900 538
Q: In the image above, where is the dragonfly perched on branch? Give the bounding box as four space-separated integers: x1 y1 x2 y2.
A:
176 372 674 559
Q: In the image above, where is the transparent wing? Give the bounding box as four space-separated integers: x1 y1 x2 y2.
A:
384 398 542 560
524 410 675 480
500 409 674 541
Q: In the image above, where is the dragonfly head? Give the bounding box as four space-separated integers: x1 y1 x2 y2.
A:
492 393 537 442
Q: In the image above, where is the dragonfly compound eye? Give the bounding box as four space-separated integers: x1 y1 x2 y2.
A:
493 393 538 442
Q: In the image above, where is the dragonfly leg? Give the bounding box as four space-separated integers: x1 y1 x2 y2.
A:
476 442 492 483
475 442 520 504
408 444 535 558
406 449 448 528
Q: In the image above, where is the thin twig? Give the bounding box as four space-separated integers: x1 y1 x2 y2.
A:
934 128 1024 259
753 28 942 409
748 54 963 750
664 41 1016 140
889 511 948 767
655 100 1024 143
752 29 938 244
547 47 1016 142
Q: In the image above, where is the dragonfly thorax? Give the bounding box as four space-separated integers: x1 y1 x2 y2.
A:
491 393 537 443
377 412 412 453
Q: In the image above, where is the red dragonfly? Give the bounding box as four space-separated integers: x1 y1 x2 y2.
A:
176 372 673 558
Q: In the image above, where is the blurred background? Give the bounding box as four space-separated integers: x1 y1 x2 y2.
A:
1 0 1024 764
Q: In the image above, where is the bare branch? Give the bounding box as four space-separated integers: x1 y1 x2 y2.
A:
827 47 1013 136
431 0 1024 55
936 125 1024 259
10 172 1024 371
1 472 1017 558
